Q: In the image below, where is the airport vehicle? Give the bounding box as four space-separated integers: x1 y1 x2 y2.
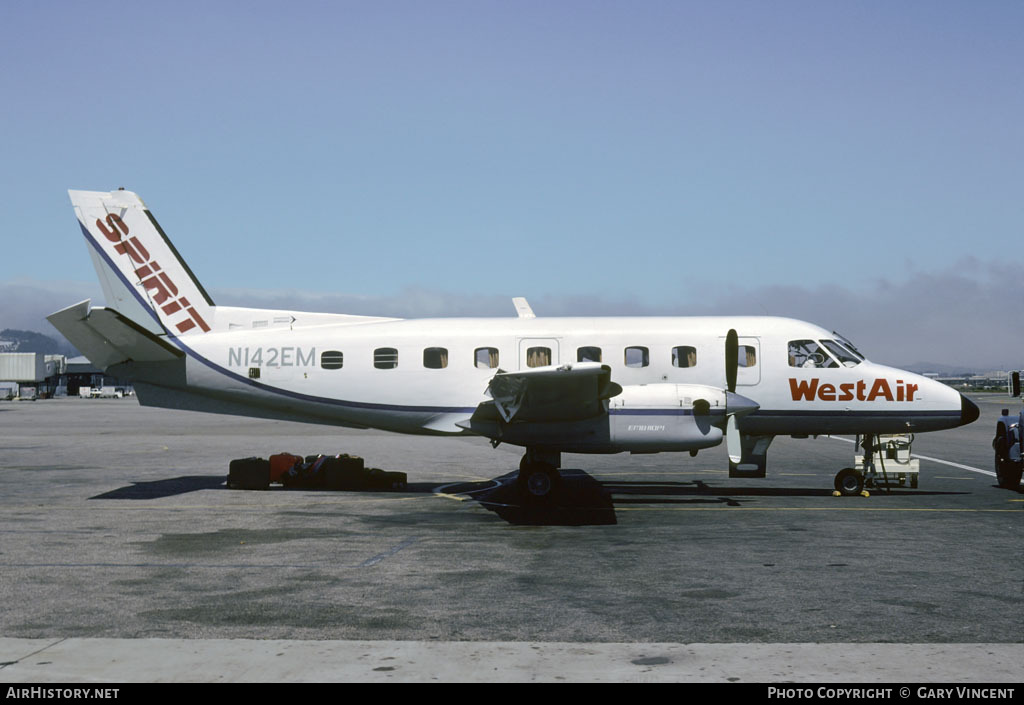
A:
81 386 125 398
993 408 1023 490
1007 371 1021 399
48 189 980 498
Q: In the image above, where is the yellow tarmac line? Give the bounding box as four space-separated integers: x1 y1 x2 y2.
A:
434 493 470 502
616 506 1020 513
590 470 728 477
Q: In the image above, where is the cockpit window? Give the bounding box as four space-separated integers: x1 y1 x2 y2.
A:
831 332 865 361
822 340 862 367
788 339 838 368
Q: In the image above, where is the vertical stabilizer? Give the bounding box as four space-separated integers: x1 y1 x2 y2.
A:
69 189 215 337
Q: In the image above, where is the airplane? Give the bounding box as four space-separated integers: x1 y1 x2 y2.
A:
49 188 980 499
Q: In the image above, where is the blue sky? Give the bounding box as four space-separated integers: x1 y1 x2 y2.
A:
1 1 1021 367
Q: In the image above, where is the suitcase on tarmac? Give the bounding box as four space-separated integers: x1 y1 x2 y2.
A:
323 455 367 490
269 453 303 483
227 457 271 490
282 455 329 488
367 468 408 491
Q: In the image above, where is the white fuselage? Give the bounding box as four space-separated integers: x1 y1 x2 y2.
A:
144 311 967 443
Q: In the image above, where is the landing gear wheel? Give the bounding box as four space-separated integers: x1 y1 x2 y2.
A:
518 459 560 501
834 467 864 497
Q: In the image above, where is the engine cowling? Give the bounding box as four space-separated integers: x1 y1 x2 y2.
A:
464 383 754 455
607 384 727 453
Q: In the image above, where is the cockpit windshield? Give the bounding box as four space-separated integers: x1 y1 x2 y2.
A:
788 340 839 368
788 339 864 368
831 332 866 361
821 340 862 367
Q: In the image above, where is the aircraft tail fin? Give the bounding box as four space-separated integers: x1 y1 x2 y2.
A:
69 189 215 337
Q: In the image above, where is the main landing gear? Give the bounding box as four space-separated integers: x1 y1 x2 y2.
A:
518 449 562 500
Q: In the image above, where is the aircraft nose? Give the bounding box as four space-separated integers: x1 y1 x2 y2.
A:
960 394 980 426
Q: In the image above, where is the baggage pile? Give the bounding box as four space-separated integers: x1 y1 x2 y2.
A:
227 453 407 491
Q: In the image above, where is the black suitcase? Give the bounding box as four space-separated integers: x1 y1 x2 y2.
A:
367 468 407 491
323 455 367 490
227 457 271 490
282 455 329 488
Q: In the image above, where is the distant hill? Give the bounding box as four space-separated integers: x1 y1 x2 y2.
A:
0 329 79 357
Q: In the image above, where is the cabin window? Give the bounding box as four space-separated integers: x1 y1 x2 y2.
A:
423 347 448 369
526 347 551 368
739 345 757 368
672 346 697 368
577 346 602 363
624 346 649 368
475 347 499 369
320 351 344 370
374 347 398 369
788 340 836 368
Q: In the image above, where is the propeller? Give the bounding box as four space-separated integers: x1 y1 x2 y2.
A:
724 328 758 465
691 329 759 463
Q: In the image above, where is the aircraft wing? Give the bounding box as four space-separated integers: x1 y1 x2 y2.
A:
481 362 622 424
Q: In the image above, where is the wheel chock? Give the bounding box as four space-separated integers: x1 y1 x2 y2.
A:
860 490 870 497
832 491 841 497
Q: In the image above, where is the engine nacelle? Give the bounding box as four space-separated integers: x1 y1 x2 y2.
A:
607 384 726 453
464 383 733 454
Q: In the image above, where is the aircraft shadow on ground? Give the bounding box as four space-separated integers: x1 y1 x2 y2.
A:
434 471 971 526
88 470 972 526
604 479 968 500
90 475 228 500
451 471 619 526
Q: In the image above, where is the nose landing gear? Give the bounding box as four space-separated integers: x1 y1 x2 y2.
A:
834 467 865 496
834 434 920 496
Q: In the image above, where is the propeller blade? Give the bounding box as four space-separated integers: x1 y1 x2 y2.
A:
725 329 738 393
727 415 741 464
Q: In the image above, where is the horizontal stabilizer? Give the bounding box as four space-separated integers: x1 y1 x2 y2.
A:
47 300 184 371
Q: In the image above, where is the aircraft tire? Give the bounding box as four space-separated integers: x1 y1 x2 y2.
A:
994 436 1022 490
834 468 864 497
518 462 560 501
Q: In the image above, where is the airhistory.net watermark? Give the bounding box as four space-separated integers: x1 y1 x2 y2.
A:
5 689 119 700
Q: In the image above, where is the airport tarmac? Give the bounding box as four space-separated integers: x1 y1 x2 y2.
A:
0 394 1020 682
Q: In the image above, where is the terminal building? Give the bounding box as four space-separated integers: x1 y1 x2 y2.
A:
0 352 133 399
